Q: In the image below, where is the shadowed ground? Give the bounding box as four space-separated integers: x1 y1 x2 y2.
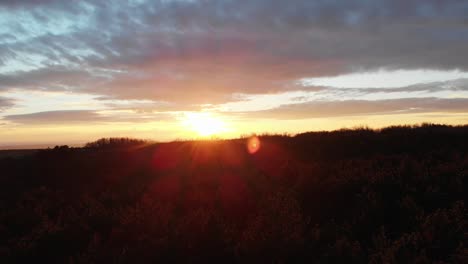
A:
0 124 467 263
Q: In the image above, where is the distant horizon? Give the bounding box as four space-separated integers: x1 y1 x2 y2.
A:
2 122 466 150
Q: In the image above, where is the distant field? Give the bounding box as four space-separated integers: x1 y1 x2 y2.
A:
0 149 39 159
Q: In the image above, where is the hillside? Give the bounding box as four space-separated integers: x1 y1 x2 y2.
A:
0 124 467 263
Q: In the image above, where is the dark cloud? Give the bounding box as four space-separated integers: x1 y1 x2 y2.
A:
1 0 468 104
245 98 468 120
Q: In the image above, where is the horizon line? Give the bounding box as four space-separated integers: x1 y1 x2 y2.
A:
1 122 467 151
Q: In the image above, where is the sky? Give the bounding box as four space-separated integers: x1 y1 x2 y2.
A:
1 0 468 147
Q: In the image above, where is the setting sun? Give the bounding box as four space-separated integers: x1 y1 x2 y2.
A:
182 112 228 137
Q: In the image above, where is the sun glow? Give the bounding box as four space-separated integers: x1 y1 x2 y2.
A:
183 112 228 137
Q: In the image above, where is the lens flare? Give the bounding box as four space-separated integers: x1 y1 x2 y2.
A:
247 136 260 154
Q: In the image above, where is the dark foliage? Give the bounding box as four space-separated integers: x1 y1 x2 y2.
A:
0 125 467 263
84 138 149 149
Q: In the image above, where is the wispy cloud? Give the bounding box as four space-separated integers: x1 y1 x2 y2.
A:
3 110 102 124
0 96 14 111
245 98 468 120
3 109 174 124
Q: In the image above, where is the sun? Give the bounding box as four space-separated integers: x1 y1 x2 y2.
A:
183 112 228 137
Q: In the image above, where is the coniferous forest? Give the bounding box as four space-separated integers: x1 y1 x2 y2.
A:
1 124 467 263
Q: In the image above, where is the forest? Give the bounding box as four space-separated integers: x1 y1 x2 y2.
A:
0 124 467 263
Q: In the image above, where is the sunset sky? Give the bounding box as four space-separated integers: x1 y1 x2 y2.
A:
1 0 468 147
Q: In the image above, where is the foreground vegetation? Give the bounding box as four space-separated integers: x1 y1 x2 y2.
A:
0 124 467 263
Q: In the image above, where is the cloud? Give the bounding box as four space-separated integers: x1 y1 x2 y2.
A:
0 96 14 111
317 78 468 97
3 110 103 124
0 67 104 91
1 0 468 104
244 98 468 120
0 0 59 8
354 78 468 94
3 109 174 124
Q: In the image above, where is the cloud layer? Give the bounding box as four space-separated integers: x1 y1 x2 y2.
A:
247 97 468 120
3 109 175 124
1 0 468 104
4 110 102 124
